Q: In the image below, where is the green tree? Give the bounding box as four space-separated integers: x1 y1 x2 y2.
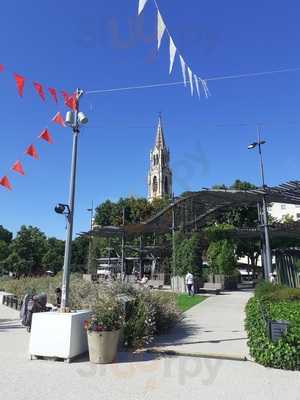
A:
207 239 237 276
174 232 202 277
281 214 295 224
3 252 27 277
71 236 89 272
42 237 65 274
0 225 12 243
9 225 47 276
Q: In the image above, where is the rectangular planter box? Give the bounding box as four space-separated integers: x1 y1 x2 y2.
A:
29 310 92 361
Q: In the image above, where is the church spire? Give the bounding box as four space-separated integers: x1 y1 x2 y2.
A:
148 115 172 201
155 115 166 149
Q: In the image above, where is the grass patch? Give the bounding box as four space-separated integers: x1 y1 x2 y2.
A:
175 294 206 312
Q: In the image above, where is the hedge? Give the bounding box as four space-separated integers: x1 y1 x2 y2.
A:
245 282 300 370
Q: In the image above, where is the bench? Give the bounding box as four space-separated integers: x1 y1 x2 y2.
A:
2 294 20 309
145 280 164 290
199 282 222 295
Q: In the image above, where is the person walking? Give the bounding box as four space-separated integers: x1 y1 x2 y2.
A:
185 271 194 296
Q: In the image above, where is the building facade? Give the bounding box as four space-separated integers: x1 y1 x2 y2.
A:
269 203 300 222
148 117 172 201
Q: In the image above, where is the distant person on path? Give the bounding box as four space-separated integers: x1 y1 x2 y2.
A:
269 273 276 284
185 272 194 296
54 288 62 308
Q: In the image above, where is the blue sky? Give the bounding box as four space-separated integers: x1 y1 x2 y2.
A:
1 0 300 238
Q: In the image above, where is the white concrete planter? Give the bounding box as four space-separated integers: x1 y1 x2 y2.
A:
29 310 92 362
87 330 120 364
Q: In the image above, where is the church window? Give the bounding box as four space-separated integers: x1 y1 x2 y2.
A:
153 176 158 193
164 176 168 194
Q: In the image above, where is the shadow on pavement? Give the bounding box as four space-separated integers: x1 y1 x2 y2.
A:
151 336 248 348
149 321 202 348
70 350 161 364
0 317 24 332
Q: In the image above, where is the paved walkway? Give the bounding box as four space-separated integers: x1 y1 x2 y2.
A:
1 293 300 400
150 290 252 359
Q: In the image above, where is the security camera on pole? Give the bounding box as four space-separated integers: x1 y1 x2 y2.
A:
60 88 88 311
29 90 91 362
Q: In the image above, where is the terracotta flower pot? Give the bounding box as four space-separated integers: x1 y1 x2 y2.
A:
87 330 120 364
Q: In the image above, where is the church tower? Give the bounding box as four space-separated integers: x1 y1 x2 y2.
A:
148 116 172 201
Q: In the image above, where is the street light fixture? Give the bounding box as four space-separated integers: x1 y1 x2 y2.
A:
247 140 266 150
247 126 272 281
60 88 88 311
54 203 70 215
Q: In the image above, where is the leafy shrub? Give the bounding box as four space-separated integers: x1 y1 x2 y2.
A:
85 295 125 332
254 281 282 299
2 275 181 349
245 283 300 370
255 281 300 302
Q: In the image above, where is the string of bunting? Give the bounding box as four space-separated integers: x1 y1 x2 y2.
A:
0 112 66 191
0 62 76 191
138 0 211 99
0 63 76 108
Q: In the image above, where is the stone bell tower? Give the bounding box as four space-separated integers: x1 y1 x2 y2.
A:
148 116 172 201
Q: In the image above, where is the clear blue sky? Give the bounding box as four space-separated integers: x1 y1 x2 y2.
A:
1 0 300 239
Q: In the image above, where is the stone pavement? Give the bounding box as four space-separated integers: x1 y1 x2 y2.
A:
149 290 253 360
1 294 300 400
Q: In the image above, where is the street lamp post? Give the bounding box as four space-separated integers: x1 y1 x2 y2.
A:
60 88 88 310
248 126 272 281
86 202 94 275
121 207 126 281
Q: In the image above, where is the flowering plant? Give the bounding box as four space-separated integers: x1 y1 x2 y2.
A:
84 295 124 332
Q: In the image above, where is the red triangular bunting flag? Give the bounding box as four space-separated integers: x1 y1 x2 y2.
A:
25 144 39 159
0 176 12 190
65 94 77 111
39 128 52 144
33 82 45 101
14 73 25 97
61 90 69 102
52 112 65 127
0 64 4 72
12 160 25 176
48 87 58 103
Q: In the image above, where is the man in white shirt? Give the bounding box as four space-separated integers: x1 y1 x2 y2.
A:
185 272 194 296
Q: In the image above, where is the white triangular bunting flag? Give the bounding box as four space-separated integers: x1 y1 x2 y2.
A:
169 37 177 74
138 0 148 15
179 55 187 87
187 67 194 95
157 11 166 50
200 78 211 98
194 74 200 98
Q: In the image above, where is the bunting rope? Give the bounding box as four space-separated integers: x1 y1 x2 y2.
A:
85 66 300 95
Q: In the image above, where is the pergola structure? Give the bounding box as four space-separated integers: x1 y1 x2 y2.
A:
80 181 300 278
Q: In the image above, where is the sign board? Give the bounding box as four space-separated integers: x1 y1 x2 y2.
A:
268 320 289 342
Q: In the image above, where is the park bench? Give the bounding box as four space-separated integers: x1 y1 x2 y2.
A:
145 280 164 290
200 282 222 295
2 294 20 309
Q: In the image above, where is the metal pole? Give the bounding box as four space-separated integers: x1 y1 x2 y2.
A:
139 236 143 279
257 126 272 280
171 204 176 293
61 89 82 310
257 201 267 279
87 201 94 274
121 207 125 281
